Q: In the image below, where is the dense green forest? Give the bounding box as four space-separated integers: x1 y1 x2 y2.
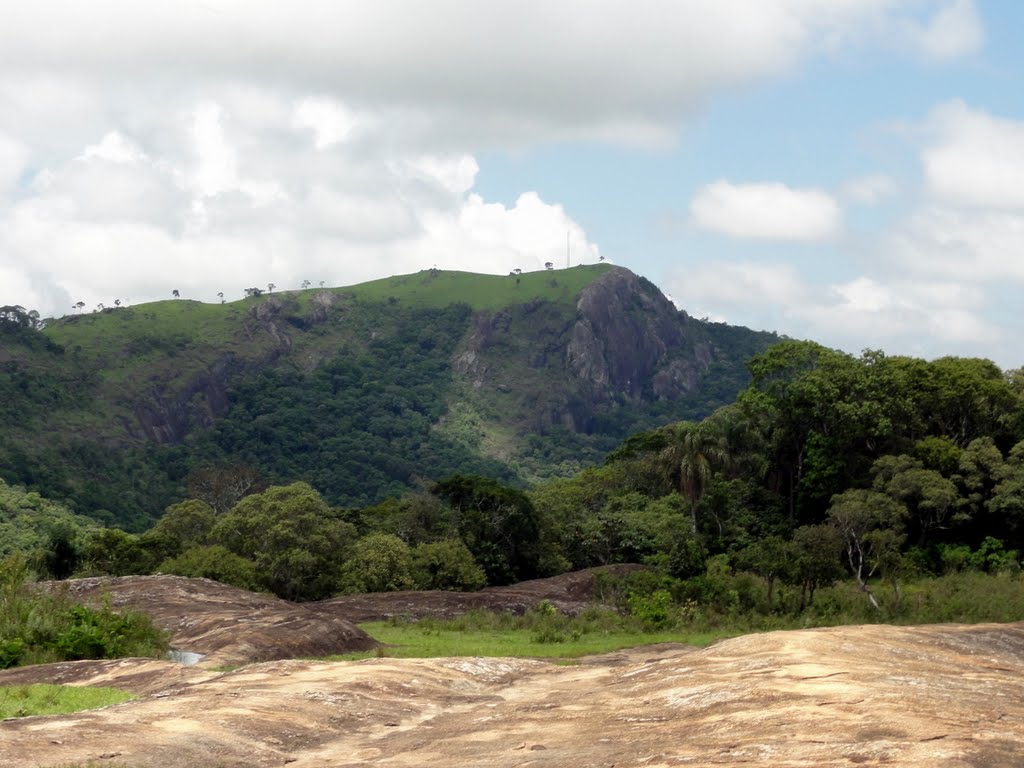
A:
9 338 1024 631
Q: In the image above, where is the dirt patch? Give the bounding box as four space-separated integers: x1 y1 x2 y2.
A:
2 622 1024 767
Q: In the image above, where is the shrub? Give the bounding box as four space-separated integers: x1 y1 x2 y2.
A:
627 589 675 629
0 554 169 669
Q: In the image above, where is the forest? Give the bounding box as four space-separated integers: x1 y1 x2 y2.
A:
7 338 1024 634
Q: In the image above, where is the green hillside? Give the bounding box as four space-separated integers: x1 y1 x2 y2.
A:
0 265 777 527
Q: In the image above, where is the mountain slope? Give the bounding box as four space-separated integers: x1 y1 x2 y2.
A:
0 265 778 525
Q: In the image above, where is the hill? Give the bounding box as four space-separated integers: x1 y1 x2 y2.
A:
0 265 778 527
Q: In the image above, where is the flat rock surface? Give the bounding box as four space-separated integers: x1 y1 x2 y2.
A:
3 622 1024 767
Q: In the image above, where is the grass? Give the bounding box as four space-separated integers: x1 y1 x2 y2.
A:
0 684 134 719
328 608 737 662
329 569 1024 664
340 264 613 311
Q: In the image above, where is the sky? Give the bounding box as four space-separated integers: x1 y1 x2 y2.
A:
1 0 1022 367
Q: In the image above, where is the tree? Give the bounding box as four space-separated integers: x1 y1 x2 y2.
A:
338 533 414 594
74 301 85 313
186 464 266 515
95 303 104 312
41 525 81 580
544 262 554 270
735 535 793 608
158 545 260 591
210 482 356 601
361 492 454 545
513 268 522 275
872 455 961 544
661 422 728 533
914 436 962 476
114 299 121 308
787 524 844 608
319 280 325 288
301 280 311 290
267 282 276 294
432 475 541 586
151 499 216 551
827 489 907 610
244 287 263 298
81 529 149 576
217 292 224 304
172 289 180 299
410 539 486 591
987 443 1024 550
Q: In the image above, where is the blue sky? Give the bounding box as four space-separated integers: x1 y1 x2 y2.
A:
0 1 1021 366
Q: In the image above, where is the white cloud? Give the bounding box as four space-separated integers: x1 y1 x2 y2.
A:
889 207 1024 283
0 2 981 150
907 0 983 60
403 155 480 199
923 101 1024 210
292 98 361 150
794 276 1000 347
0 132 29 195
690 180 841 241
671 261 805 310
192 103 238 198
666 255 1002 361
0 99 600 316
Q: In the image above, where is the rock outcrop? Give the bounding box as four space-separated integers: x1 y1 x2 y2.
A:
3 621 1023 767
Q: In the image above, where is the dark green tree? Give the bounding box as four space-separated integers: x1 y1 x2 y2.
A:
432 475 541 586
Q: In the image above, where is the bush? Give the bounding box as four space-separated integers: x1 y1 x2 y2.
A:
627 589 675 629
0 554 169 668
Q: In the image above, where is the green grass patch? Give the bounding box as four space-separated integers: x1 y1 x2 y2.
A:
0 683 134 719
330 607 736 661
341 264 613 312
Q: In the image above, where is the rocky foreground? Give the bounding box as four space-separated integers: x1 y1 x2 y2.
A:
0 622 1022 767
2 574 1023 766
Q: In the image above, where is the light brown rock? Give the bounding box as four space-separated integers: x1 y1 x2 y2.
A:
2 622 1023 767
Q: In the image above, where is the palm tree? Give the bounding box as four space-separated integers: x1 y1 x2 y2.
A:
662 422 728 533
267 282 275 294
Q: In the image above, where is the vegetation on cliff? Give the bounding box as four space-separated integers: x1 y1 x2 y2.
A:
0 266 775 527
